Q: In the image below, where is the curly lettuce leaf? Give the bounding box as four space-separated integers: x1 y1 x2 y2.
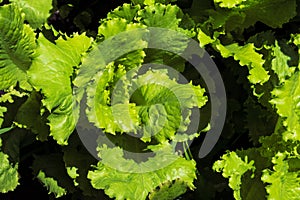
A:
137 4 181 29
131 0 177 6
216 43 269 85
85 62 139 134
32 154 76 197
36 171 67 198
236 148 269 200
0 87 28 127
0 138 19 193
270 72 300 141
213 151 255 200
28 33 92 145
87 67 206 143
270 41 294 83
214 0 245 8
209 0 296 32
88 144 196 200
261 152 300 200
11 0 53 29
129 69 207 142
0 4 36 91
107 3 141 22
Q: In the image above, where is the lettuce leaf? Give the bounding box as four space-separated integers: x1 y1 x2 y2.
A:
210 0 297 32
0 4 36 91
28 33 92 145
11 0 53 29
36 171 67 198
270 72 300 142
213 151 255 200
261 152 300 200
88 144 196 200
0 138 19 193
216 43 270 85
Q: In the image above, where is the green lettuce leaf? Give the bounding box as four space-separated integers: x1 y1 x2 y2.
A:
32 154 76 197
270 41 294 83
0 87 28 127
0 138 19 193
131 0 177 6
216 43 270 85
107 3 141 22
209 0 296 32
85 62 139 134
213 151 255 200
214 0 245 8
11 0 53 29
261 152 300 200
137 4 181 29
270 72 300 142
129 69 207 142
36 171 67 198
0 4 36 91
28 33 92 145
88 144 196 200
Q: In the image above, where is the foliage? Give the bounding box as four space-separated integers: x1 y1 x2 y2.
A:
0 0 299 199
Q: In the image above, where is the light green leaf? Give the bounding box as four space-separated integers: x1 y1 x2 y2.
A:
88 145 196 200
214 0 245 8
28 33 92 145
0 138 19 193
136 4 181 29
98 17 146 39
32 154 76 196
0 126 13 135
0 4 36 90
0 87 28 127
107 3 141 22
271 41 294 83
216 43 269 85
261 152 300 200
85 63 139 134
197 28 215 48
131 0 177 5
148 180 189 200
213 151 255 200
129 70 207 142
0 106 7 127
11 0 53 29
270 72 300 142
37 171 67 198
66 167 79 186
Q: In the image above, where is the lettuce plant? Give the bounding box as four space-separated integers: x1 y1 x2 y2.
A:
0 0 299 199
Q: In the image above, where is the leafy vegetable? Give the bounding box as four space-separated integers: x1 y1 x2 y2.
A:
0 0 299 199
0 4 36 91
0 138 19 193
28 33 92 145
36 171 67 198
10 0 53 28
